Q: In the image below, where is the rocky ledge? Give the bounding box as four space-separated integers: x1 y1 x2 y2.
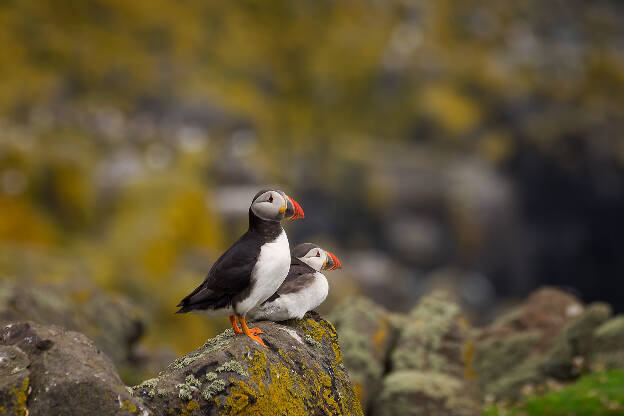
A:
0 313 362 416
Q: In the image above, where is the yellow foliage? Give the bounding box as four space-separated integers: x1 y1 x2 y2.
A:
421 84 481 135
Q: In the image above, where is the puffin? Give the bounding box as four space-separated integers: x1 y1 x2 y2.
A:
247 243 342 322
176 189 305 347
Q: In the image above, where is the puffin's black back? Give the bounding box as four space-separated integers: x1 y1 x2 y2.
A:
176 208 283 313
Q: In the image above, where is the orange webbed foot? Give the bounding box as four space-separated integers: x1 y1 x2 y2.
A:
246 332 268 348
248 327 264 335
239 317 267 348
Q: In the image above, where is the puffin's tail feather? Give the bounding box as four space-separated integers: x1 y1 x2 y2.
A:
175 287 230 314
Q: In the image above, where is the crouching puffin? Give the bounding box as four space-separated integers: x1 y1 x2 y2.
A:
247 243 342 322
176 189 305 347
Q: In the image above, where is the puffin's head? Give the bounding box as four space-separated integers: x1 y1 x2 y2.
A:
250 189 305 222
292 243 342 272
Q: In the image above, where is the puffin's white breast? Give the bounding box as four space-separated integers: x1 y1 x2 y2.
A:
248 272 329 321
235 229 290 315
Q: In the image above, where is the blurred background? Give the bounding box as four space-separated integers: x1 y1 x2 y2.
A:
1 0 623 361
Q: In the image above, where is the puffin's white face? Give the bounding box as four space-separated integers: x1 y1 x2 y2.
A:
298 247 328 271
251 190 288 222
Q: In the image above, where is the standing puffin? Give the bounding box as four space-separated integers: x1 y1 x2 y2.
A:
176 189 305 347
247 243 342 322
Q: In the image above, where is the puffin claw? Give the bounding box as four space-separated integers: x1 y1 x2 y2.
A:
248 328 264 335
248 333 268 348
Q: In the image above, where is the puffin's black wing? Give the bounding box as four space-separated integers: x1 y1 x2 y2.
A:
176 232 261 313
262 258 315 304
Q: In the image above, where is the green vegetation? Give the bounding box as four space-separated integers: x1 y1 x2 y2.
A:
483 370 624 416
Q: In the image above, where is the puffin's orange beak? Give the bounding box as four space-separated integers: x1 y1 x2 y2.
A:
286 196 305 220
326 251 342 270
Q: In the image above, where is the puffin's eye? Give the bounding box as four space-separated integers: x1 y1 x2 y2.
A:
268 195 273 203
316 252 320 257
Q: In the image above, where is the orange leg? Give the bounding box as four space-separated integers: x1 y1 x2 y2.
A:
229 315 243 334
230 315 262 336
239 317 267 348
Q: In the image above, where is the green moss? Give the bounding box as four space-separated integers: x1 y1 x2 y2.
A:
483 370 624 416
205 372 218 382
157 389 167 398
216 360 249 377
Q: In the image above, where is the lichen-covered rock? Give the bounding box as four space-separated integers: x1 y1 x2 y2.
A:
328 296 401 410
542 302 612 379
0 280 144 367
373 371 478 416
391 291 471 377
374 291 479 415
591 315 624 370
0 345 30 416
132 312 363 416
0 322 148 416
473 287 609 399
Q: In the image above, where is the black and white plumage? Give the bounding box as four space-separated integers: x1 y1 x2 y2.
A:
176 189 305 347
247 243 342 321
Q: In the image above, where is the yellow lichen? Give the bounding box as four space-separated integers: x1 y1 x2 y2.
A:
372 318 389 353
175 400 200 416
217 347 357 415
331 339 343 364
120 400 137 413
8 377 29 416
462 340 477 381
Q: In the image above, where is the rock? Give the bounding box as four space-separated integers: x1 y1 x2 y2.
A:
542 302 612 379
477 287 583 349
0 345 30 416
473 287 610 399
132 312 363 416
328 296 401 410
0 321 148 416
374 371 478 416
591 315 624 370
390 291 471 377
0 280 144 367
373 291 479 416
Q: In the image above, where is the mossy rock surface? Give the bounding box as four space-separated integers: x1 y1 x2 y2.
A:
472 286 605 400
591 315 624 370
373 370 479 416
0 345 30 416
133 312 363 416
391 290 471 377
328 296 400 410
484 370 624 416
0 321 147 416
374 291 479 416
